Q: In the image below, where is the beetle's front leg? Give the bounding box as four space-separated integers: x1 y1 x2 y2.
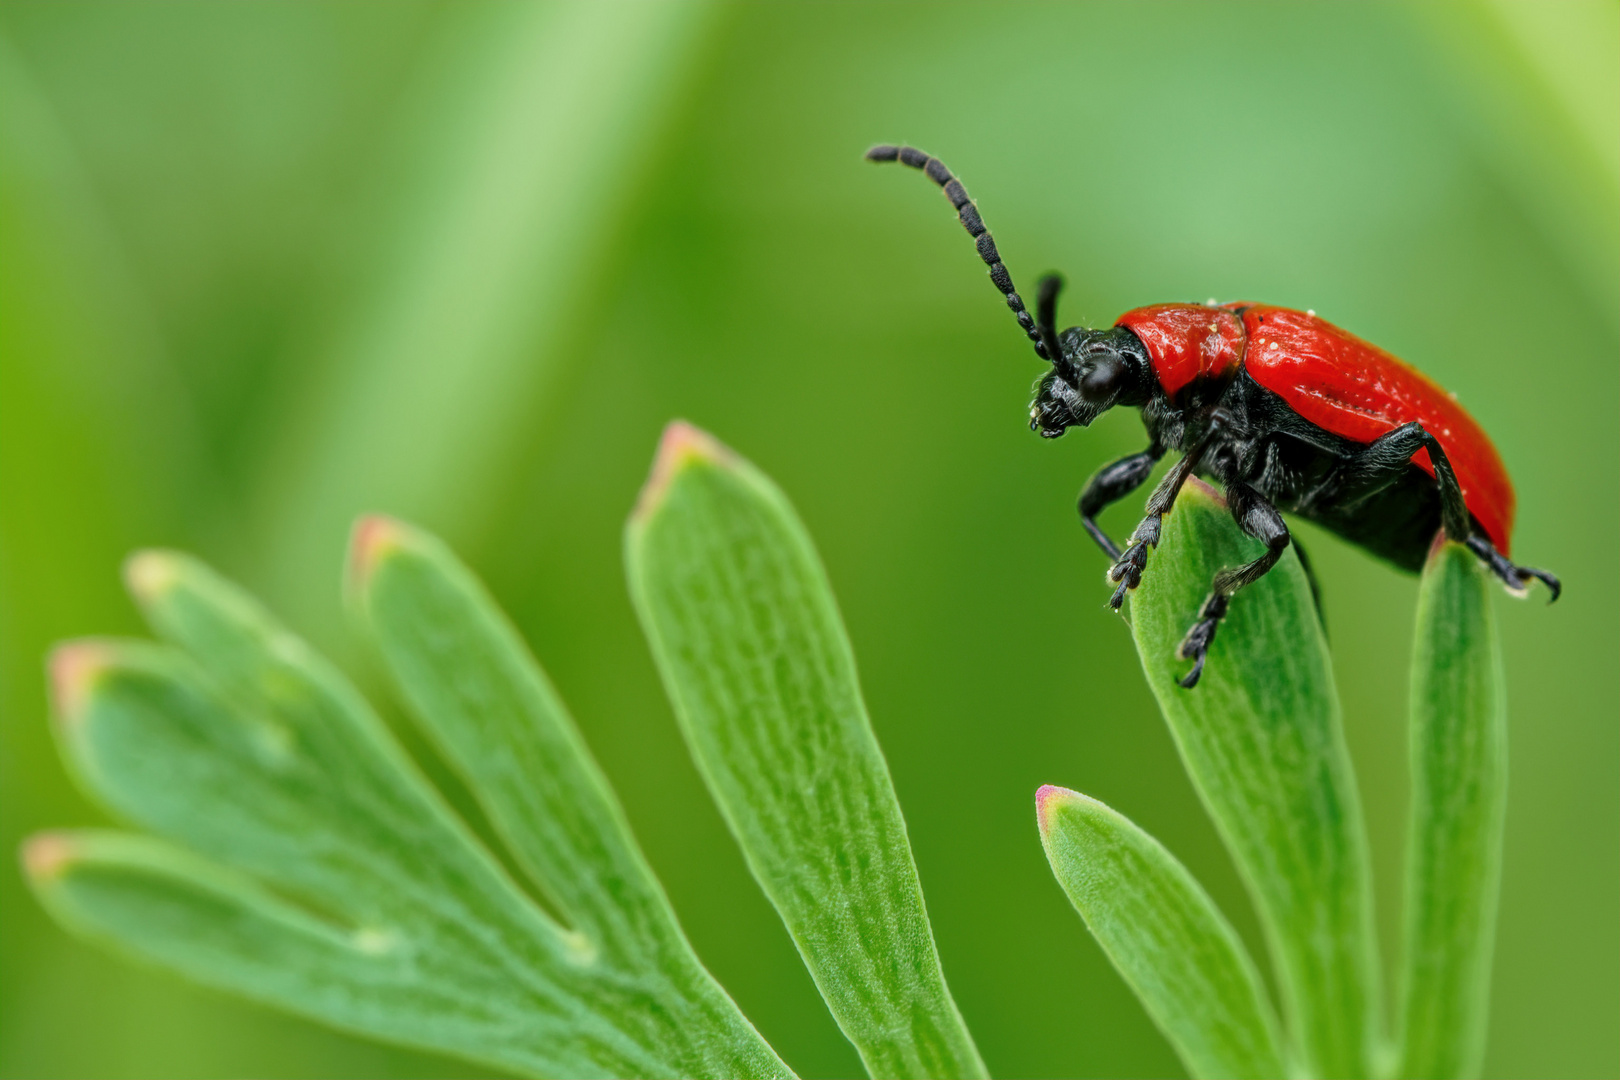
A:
1079 444 1163 561
1175 482 1291 688
1108 449 1202 609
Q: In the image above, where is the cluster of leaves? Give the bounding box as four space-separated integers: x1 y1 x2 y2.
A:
25 425 1505 1079
27 424 980 1080
1038 481 1505 1079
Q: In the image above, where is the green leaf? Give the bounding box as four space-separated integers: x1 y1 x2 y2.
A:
625 423 986 1080
349 515 787 1073
1129 480 1380 1078
24 828 519 1052
1397 542 1507 1080
31 551 792 1079
1037 786 1288 1080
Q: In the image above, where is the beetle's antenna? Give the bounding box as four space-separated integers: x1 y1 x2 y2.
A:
867 144 1056 365
1036 273 1063 351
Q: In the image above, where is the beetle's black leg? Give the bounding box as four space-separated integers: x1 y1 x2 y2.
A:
1078 445 1164 560
1107 437 1212 609
1344 422 1560 600
1463 534 1562 601
1419 434 1561 599
1176 482 1291 689
866 145 1056 364
1341 422 1471 541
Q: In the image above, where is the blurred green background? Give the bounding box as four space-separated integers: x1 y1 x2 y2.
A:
2 2 1615 1076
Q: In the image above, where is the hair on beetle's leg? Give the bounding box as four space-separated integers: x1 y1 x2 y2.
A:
865 144 1053 365
1078 445 1163 561
1176 482 1291 689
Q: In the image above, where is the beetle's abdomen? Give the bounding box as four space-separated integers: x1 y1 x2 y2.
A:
1116 303 1246 398
1240 306 1515 552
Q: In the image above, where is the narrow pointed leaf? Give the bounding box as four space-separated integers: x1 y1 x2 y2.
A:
1037 786 1287 1080
1129 481 1380 1078
1398 542 1507 1079
350 515 784 1070
40 552 792 1079
23 829 551 1071
625 423 986 1080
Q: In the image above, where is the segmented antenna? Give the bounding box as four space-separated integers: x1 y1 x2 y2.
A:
867 144 1053 364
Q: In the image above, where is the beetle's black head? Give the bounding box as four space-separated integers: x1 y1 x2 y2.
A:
1030 326 1152 438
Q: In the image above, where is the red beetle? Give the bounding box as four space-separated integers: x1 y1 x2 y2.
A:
868 145 1558 688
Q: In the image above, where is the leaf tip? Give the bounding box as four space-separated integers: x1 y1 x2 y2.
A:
349 514 410 587
123 550 183 606
1036 783 1080 834
1424 532 1488 574
21 831 78 885
633 420 733 522
1180 475 1226 509
47 640 115 730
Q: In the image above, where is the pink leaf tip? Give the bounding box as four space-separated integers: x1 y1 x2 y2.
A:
1181 475 1226 507
349 514 408 587
633 420 733 521
48 641 114 729
1036 783 1078 833
21 832 77 883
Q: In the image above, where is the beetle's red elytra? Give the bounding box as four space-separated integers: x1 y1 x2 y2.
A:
1117 302 1514 554
868 144 1558 688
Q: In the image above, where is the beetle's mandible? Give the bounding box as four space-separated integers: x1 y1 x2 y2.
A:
867 144 1559 688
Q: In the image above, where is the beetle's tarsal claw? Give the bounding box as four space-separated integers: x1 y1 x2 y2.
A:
1465 534 1563 605
1106 538 1151 606
1177 655 1206 689
1173 593 1229 689
1525 566 1561 603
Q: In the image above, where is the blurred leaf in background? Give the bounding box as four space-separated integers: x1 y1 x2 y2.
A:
2 2 1614 1077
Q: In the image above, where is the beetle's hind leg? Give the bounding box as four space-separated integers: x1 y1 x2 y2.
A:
1350 422 1560 601
1464 535 1561 601
1176 482 1291 689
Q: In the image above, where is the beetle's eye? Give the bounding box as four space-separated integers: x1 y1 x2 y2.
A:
1081 355 1121 398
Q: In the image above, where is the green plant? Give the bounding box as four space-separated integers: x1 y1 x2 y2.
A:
24 426 1509 1079
1039 481 1508 1080
26 422 980 1080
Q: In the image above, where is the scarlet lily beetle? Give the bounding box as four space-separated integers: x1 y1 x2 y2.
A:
867 144 1559 688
